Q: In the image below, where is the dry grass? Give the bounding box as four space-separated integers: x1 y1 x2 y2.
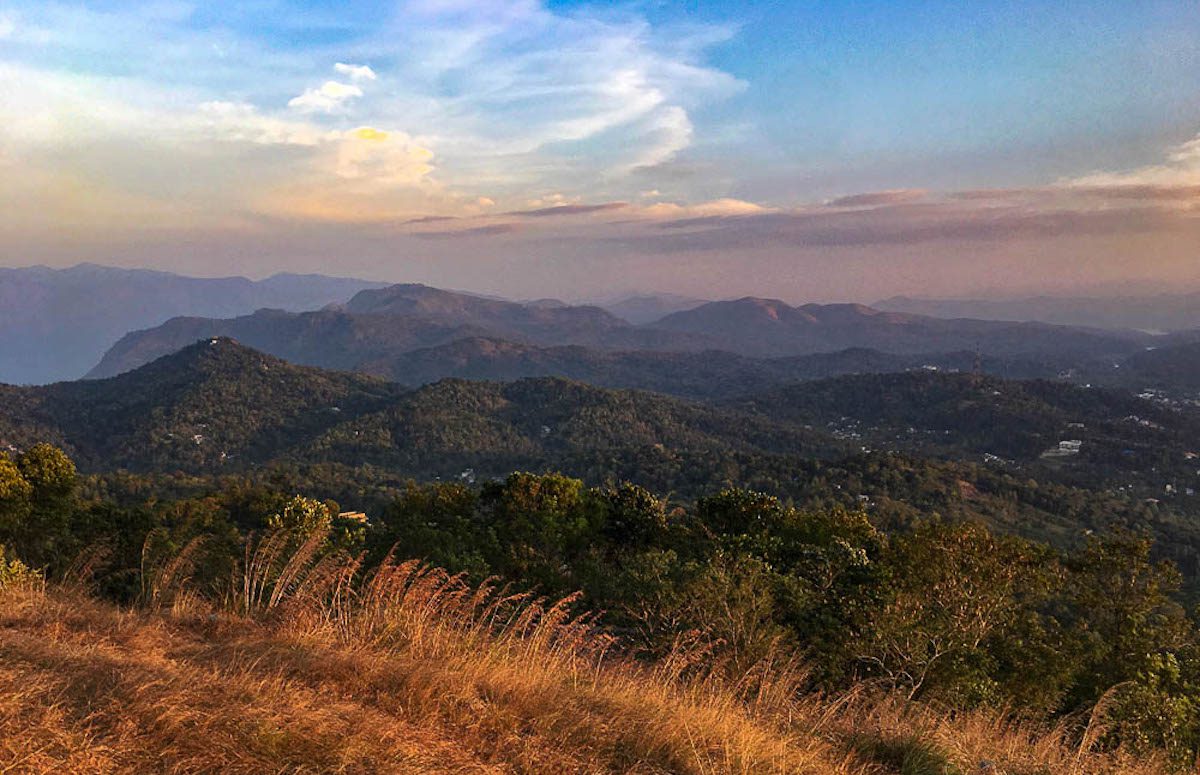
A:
0 542 1181 774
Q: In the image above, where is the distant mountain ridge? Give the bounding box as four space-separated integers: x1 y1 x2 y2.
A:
876 292 1200 332
87 284 1156 382
652 296 1151 358
0 263 386 384
596 293 708 325
367 337 1064 399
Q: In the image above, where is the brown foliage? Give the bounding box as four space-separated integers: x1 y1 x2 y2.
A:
0 544 1177 775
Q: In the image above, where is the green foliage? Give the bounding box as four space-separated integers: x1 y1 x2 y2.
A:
0 543 40 590
855 521 1057 704
16 443 77 498
1105 651 1200 766
265 495 333 538
0 446 79 569
4 444 1200 761
0 455 33 527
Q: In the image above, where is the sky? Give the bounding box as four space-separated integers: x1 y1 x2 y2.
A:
1 0 1198 302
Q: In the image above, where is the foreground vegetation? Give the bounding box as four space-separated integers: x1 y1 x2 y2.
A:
0 560 1173 774
3 443 1199 771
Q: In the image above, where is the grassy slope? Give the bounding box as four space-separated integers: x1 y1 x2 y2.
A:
0 575 1168 775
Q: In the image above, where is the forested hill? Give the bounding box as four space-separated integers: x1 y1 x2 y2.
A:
0 338 405 471
7 337 1200 582
0 338 846 475
344 338 1064 399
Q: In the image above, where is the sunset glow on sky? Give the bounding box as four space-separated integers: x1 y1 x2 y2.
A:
1 0 1198 301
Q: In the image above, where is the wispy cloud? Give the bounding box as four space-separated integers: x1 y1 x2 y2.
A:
1064 132 1200 196
0 0 742 226
508 202 629 217
414 223 521 239
621 198 1191 253
827 189 927 208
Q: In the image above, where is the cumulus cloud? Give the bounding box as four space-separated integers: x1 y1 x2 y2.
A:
287 81 363 114
332 126 434 184
334 62 377 81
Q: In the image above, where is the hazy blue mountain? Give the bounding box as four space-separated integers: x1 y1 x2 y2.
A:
0 263 386 384
88 284 719 377
875 293 1200 333
597 293 709 325
86 284 1159 384
86 307 493 380
651 297 1153 359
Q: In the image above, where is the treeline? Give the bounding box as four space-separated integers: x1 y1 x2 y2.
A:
2 444 1198 766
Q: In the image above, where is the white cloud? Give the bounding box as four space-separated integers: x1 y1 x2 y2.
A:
0 0 744 225
334 62 377 82
332 126 434 184
0 14 15 39
287 81 363 114
1067 131 1200 190
626 106 693 172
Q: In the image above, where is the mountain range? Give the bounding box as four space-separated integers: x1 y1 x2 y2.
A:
88 283 1156 387
876 292 1200 332
653 298 1151 358
0 264 386 384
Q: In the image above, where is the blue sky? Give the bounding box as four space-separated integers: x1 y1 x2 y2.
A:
1 0 1198 300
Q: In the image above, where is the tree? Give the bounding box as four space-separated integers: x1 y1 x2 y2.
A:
1065 533 1194 708
0 445 78 568
856 520 1055 703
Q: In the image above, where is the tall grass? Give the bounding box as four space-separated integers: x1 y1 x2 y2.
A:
0 531 1181 774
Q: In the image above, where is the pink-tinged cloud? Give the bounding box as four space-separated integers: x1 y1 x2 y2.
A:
826 189 928 208
1070 184 1200 201
621 202 1190 252
414 223 522 239
507 202 629 217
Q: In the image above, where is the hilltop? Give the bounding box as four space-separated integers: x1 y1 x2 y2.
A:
0 338 403 471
